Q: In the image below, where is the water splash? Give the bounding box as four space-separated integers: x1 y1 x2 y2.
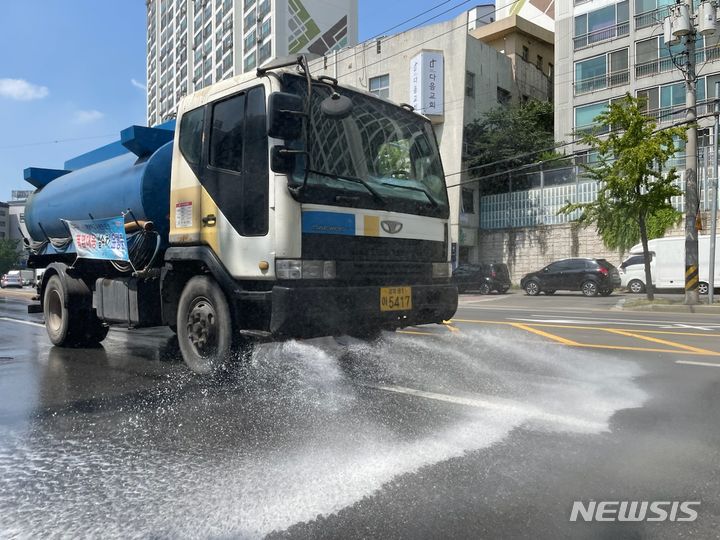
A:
0 328 646 538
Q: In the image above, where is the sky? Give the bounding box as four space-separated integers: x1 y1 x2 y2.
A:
0 0 477 201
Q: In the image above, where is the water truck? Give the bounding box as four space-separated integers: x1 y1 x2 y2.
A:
23 56 458 374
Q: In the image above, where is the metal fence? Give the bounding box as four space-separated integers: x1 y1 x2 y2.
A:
479 153 719 230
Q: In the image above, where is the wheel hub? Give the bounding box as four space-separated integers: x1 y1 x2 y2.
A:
187 299 217 357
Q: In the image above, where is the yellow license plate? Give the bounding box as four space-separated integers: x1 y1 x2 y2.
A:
380 286 412 312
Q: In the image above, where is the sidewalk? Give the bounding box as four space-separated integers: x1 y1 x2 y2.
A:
617 297 720 314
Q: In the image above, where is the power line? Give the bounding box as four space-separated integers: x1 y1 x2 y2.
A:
0 134 117 151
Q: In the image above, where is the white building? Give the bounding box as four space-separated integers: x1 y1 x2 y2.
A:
146 0 358 126
312 10 553 263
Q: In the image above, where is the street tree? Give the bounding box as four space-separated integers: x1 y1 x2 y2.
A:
0 239 21 276
464 100 566 195
560 94 686 301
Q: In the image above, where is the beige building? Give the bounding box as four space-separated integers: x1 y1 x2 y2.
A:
313 10 554 263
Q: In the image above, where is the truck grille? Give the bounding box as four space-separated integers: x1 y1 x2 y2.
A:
335 261 432 285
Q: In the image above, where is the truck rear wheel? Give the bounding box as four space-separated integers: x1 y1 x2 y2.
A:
177 276 234 375
44 275 108 347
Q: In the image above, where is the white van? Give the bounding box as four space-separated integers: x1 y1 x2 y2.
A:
620 235 720 294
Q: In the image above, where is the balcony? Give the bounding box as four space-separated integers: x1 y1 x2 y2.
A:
644 100 712 124
634 5 672 30
574 69 630 95
574 21 629 50
635 57 675 78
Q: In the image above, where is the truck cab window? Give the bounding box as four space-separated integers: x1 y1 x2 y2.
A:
179 106 205 170
210 93 245 171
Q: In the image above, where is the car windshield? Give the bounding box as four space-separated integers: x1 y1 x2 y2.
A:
284 74 449 218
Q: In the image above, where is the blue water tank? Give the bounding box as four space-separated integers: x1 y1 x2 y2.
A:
25 140 173 242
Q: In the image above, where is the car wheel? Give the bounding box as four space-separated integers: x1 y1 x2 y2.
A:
524 280 540 296
581 280 599 297
698 282 709 295
177 276 236 375
500 288 509 294
544 290 556 295
43 275 107 347
478 282 491 295
627 279 645 294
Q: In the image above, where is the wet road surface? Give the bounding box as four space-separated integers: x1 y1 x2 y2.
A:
0 294 719 538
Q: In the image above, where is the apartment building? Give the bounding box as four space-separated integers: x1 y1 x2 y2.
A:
556 0 720 158
312 10 553 264
146 0 358 126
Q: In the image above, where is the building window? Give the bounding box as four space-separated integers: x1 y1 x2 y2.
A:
369 74 390 99
536 55 543 70
258 40 272 65
635 0 674 29
465 71 475 98
574 1 629 50
244 51 256 72
497 87 511 106
548 62 554 79
244 31 256 52
635 35 685 78
574 48 629 94
574 101 609 133
521 46 529 61
461 188 475 214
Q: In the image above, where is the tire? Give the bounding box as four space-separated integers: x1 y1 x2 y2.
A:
698 282 709 295
43 275 108 347
581 280 599 297
177 276 235 375
600 288 612 297
478 282 491 295
544 290 556 295
627 280 645 294
524 280 540 296
499 288 509 294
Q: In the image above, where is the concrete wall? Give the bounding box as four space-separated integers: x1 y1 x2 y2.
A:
477 217 703 284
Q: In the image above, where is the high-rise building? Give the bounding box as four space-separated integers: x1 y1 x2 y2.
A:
146 0 358 126
556 1 720 161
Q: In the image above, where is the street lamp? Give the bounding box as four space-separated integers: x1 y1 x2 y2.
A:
664 0 718 304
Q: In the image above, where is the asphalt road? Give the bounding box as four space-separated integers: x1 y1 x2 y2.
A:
0 291 719 539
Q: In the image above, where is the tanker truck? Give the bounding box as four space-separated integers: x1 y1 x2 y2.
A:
23 56 457 374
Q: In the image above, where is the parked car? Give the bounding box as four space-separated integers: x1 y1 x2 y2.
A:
619 252 654 293
452 263 511 294
1 271 24 289
520 258 621 297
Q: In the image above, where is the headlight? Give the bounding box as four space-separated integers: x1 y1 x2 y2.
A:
276 259 336 279
432 262 452 278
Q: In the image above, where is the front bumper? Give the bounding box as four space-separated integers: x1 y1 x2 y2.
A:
268 283 458 338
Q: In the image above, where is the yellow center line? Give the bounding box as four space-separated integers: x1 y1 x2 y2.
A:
509 323 581 346
398 330 436 336
603 328 720 356
451 319 720 337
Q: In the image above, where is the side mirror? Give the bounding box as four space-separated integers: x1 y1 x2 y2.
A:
271 146 296 174
542 267 549 272
268 92 304 140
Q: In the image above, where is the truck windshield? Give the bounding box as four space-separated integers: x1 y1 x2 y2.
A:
283 74 449 218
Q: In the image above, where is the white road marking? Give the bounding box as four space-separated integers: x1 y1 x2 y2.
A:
676 360 720 368
363 383 606 431
0 317 44 328
659 323 720 331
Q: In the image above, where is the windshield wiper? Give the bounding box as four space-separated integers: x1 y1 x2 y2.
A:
380 182 439 208
307 169 387 205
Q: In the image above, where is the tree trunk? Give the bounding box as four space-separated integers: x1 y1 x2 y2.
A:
638 213 654 301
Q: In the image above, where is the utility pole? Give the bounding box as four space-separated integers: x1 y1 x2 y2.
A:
710 81 720 303
684 17 700 305
664 0 718 304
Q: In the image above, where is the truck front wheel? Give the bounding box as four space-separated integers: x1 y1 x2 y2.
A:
177 276 234 375
44 275 108 347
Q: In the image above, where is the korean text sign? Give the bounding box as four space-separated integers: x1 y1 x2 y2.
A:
65 217 130 261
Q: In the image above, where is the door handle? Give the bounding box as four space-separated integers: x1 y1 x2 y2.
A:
202 214 217 227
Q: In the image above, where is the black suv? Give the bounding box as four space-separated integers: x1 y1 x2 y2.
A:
452 263 511 294
520 258 620 297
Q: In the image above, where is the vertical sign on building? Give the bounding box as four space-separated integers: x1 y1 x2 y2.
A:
409 51 444 116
